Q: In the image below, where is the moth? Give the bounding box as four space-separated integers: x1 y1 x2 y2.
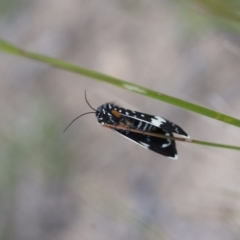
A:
64 91 189 159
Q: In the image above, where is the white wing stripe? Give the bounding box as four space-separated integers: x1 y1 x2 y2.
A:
151 116 166 127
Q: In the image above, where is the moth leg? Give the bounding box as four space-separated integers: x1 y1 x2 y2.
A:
129 121 135 129
120 119 132 134
124 122 131 134
125 122 136 134
113 122 118 130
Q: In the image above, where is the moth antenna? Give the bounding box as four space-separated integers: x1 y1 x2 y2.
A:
63 112 95 132
85 89 96 111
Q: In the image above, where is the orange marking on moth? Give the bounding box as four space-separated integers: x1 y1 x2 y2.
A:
111 110 121 118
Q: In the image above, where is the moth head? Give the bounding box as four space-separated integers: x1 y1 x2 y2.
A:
96 103 118 125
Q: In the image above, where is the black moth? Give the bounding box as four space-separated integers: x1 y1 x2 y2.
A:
64 92 189 160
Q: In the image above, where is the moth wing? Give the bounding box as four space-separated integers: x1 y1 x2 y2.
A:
114 128 178 159
119 108 189 138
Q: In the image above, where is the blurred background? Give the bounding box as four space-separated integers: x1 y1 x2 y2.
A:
1 0 240 239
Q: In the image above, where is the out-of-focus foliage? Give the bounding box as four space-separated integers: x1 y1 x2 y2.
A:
0 101 74 240
172 0 240 32
0 0 27 18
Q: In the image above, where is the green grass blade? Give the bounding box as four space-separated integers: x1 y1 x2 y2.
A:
1 39 240 132
191 140 240 151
